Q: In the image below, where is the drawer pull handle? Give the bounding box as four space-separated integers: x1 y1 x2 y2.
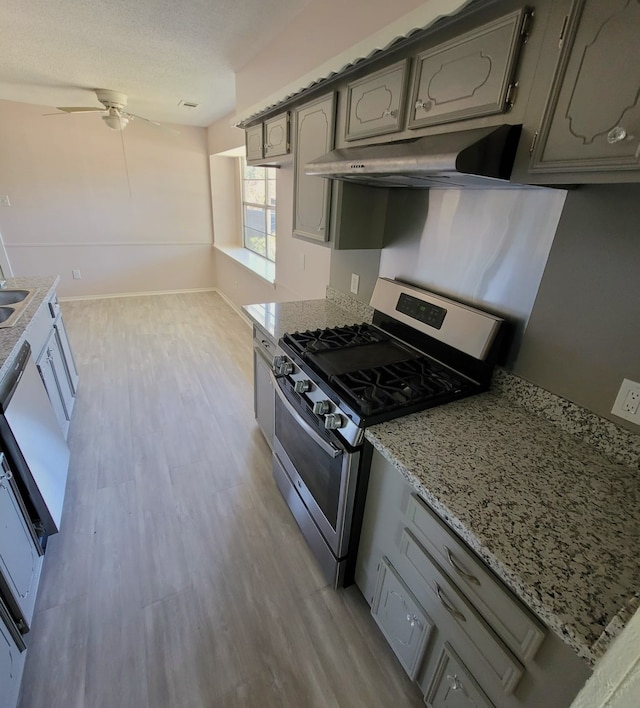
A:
445 546 480 586
435 583 466 623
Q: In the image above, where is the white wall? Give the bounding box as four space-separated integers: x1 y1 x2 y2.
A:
0 100 215 297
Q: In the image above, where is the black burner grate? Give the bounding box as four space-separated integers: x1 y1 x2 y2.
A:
284 324 388 354
332 357 469 416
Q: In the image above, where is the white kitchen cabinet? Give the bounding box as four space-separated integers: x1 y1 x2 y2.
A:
425 643 494 708
0 597 26 708
245 124 264 162
0 453 43 631
36 327 74 438
28 291 78 439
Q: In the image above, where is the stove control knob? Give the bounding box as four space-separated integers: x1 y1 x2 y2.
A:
313 400 331 415
324 413 345 430
274 356 293 376
294 379 312 394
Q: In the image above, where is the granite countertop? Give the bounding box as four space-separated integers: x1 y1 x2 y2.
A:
243 297 367 342
365 392 639 667
0 275 59 378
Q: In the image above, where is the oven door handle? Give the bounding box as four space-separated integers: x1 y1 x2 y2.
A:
270 373 341 458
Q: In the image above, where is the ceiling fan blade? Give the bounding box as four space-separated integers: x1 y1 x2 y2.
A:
128 113 180 134
53 107 105 114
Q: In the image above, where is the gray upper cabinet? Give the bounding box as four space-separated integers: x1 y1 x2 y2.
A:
245 124 264 162
529 0 640 177
264 112 290 158
293 92 336 242
345 60 409 141
408 9 528 129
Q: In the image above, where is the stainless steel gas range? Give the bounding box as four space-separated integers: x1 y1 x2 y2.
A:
271 278 506 588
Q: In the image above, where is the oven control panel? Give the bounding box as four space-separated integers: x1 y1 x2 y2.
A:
396 293 446 330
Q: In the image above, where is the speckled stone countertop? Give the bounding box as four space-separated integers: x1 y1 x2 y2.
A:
365 393 639 667
0 275 59 378
242 297 367 342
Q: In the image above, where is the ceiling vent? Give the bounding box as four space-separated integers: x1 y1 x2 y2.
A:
178 100 199 109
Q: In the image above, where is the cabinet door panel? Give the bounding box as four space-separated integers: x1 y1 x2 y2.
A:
264 113 290 158
54 317 78 395
371 556 433 679
345 60 409 140
0 463 42 628
293 93 336 241
253 347 274 448
531 0 640 173
425 643 494 708
0 603 26 708
408 9 526 129
245 124 264 162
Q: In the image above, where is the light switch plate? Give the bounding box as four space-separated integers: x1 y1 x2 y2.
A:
611 378 640 424
350 273 360 294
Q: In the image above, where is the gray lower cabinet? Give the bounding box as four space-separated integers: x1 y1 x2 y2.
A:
245 124 264 162
264 112 290 159
356 449 592 707
425 642 494 708
345 60 409 141
253 328 275 448
529 0 640 179
0 455 43 630
408 8 528 129
54 317 78 395
371 556 433 679
293 92 336 242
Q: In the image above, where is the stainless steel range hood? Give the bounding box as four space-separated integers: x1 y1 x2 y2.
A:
305 124 522 188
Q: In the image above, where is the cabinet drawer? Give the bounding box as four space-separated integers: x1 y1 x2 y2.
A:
408 9 526 129
371 556 433 679
345 60 409 141
406 494 544 661
425 642 494 708
400 529 523 695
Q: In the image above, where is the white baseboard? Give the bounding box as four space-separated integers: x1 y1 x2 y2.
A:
59 287 217 302
213 288 252 328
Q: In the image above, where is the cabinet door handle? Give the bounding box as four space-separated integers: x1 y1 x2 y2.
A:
435 583 466 622
607 126 629 144
444 546 480 586
382 109 397 118
405 613 422 629
415 98 433 112
447 673 468 694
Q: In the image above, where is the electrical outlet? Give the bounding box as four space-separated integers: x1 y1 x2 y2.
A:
72 269 82 280
350 273 360 294
0 195 10 207
611 378 640 424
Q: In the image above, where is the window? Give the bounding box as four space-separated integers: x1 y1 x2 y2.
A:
242 158 276 262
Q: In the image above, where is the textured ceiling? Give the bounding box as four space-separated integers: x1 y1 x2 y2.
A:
0 0 312 127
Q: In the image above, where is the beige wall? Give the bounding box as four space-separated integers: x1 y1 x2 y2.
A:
235 0 439 113
0 100 215 297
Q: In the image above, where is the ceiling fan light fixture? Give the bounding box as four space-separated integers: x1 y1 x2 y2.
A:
102 109 129 131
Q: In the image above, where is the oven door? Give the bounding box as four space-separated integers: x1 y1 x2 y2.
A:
272 376 360 562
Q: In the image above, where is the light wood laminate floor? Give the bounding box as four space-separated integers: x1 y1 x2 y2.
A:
18 292 423 708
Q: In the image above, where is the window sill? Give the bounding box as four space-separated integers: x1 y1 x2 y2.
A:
214 244 275 284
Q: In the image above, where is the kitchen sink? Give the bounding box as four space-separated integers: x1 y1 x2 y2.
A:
0 289 31 306
0 289 39 328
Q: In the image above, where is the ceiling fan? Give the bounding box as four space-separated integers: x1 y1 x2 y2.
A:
49 89 168 131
